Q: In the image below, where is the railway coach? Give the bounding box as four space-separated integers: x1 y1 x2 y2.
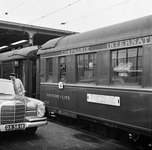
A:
38 15 152 147
0 46 38 98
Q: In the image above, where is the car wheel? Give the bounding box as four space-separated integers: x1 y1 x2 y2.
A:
25 127 38 134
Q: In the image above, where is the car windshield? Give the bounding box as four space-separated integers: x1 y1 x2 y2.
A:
0 81 16 95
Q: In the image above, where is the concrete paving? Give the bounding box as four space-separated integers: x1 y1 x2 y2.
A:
0 121 137 150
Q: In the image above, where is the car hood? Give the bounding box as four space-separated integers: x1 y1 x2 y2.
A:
0 95 22 104
0 95 42 110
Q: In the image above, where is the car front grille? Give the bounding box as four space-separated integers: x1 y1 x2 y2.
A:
1 102 26 124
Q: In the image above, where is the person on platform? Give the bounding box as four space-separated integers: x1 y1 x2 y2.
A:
9 73 26 95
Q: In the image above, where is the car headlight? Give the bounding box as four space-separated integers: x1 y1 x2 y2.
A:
37 102 45 117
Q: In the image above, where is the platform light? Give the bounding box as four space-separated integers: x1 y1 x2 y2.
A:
0 46 8 50
11 40 27 45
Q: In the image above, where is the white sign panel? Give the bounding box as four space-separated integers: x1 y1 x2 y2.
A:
59 82 64 89
87 94 120 106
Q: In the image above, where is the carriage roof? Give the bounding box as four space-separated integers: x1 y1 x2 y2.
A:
0 46 38 62
37 15 152 55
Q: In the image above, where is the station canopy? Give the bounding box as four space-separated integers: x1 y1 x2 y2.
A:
0 20 76 53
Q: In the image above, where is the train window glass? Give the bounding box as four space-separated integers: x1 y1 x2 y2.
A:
59 57 66 82
111 47 142 86
77 53 97 83
47 58 53 82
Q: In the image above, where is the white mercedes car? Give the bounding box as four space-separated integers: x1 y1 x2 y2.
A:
0 78 47 134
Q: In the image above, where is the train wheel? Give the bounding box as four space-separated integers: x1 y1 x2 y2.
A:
95 125 108 137
107 128 117 139
116 130 129 144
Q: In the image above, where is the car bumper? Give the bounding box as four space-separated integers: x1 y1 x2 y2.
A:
0 117 48 132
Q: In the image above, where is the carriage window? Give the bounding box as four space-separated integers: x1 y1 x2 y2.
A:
77 53 97 83
47 58 53 82
111 47 142 86
59 57 66 82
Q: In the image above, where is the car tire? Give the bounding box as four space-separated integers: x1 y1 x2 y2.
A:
25 127 38 134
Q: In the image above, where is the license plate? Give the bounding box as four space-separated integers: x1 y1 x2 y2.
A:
5 123 25 131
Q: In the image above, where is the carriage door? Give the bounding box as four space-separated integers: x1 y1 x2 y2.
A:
0 62 2 78
28 60 36 98
2 62 14 79
36 58 40 99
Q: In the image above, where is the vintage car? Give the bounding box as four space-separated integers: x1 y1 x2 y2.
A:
0 78 47 134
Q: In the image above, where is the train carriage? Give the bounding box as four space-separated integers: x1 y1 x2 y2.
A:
0 46 38 98
37 15 152 147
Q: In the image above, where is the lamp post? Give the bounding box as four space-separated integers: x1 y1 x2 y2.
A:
5 12 9 20
61 22 67 30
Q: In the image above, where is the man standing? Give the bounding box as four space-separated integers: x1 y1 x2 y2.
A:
9 73 26 95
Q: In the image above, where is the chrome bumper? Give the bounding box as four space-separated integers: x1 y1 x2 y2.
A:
0 117 48 132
